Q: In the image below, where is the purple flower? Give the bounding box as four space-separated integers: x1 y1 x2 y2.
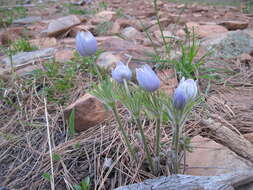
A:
173 77 198 109
177 77 198 101
76 31 97 56
136 65 161 92
112 61 132 83
173 87 187 110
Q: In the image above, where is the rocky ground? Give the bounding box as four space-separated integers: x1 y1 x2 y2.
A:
0 0 253 189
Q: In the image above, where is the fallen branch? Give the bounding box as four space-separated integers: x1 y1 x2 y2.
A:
200 118 253 163
115 170 253 190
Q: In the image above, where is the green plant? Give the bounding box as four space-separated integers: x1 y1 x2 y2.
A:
64 3 96 15
68 109 75 136
74 176 91 190
32 60 78 104
11 38 37 54
98 1 108 10
0 7 27 27
116 8 126 18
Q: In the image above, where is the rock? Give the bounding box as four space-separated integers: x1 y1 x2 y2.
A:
202 31 253 59
110 19 142 34
153 30 179 44
29 37 57 49
197 25 228 38
91 11 116 25
15 65 42 76
55 49 75 63
96 52 121 69
1 48 55 69
0 27 34 45
185 22 228 38
218 21 249 30
0 64 43 80
69 24 95 37
44 15 83 37
121 26 141 40
100 37 152 58
185 135 252 176
176 4 185 9
149 18 172 29
13 16 42 25
64 94 110 132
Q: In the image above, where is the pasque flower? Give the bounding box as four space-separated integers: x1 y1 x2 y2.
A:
112 61 132 83
173 77 198 109
76 30 97 56
136 65 161 92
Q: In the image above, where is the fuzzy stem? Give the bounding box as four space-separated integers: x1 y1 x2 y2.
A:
135 118 155 174
123 79 131 97
90 55 103 81
155 118 161 157
151 92 161 158
112 105 137 163
172 122 180 174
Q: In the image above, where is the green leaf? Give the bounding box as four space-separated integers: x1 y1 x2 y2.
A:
42 172 51 181
73 184 82 190
69 108 75 136
80 176 91 190
52 153 61 161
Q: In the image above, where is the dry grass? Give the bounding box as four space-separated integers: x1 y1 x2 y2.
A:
1 54 253 189
0 65 199 189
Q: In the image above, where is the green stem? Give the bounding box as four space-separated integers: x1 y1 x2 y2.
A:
135 118 155 174
123 79 131 97
172 123 180 174
155 118 161 157
112 105 137 163
90 55 103 81
150 92 161 158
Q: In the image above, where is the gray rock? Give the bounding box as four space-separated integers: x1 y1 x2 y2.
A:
202 30 253 59
1 48 55 69
218 21 249 30
13 16 42 25
121 26 141 40
44 15 82 37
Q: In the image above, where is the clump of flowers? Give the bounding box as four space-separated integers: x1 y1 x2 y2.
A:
77 30 201 175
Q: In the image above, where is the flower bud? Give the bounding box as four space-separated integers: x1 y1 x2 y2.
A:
111 61 132 83
173 77 198 109
76 31 97 56
173 87 187 110
136 64 161 92
178 77 198 101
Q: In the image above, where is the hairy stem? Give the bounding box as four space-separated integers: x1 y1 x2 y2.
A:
172 123 180 174
155 118 161 157
136 118 155 174
112 105 137 163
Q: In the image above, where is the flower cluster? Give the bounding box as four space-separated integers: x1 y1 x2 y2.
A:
76 30 199 175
